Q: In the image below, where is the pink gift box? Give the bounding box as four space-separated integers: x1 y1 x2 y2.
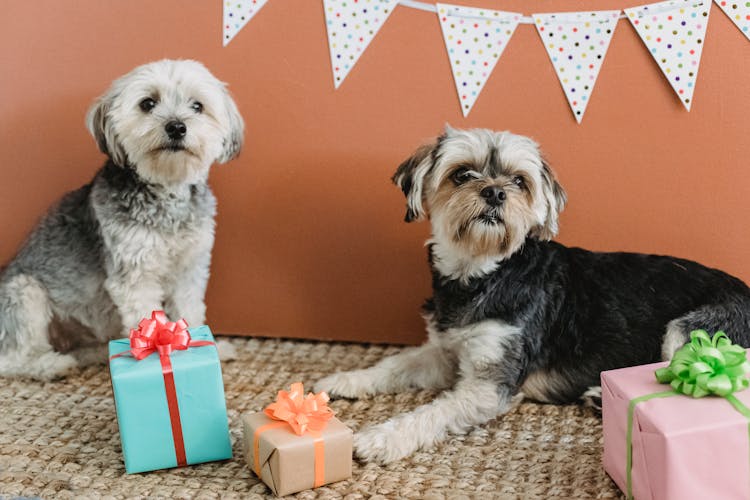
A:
602 361 750 499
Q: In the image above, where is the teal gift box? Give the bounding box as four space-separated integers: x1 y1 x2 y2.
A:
108 324 232 474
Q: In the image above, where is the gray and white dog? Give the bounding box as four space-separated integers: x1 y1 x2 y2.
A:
0 59 244 379
316 126 750 464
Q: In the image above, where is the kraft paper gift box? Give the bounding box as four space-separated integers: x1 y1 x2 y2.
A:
242 383 353 496
602 359 750 499
109 313 232 474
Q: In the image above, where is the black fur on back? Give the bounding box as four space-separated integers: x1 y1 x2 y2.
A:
425 238 750 403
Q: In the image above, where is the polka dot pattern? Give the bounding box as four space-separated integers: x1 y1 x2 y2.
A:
713 0 750 41
625 0 711 110
223 0 269 46
323 0 399 88
436 3 521 117
533 11 620 124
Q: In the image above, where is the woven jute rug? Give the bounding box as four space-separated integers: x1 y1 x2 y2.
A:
0 337 624 499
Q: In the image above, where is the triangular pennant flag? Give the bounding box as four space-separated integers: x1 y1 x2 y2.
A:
533 11 620 123
714 0 750 41
436 4 521 117
223 0 270 46
625 0 711 110
323 0 399 89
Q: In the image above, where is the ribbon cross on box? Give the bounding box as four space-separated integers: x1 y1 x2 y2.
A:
243 382 352 496
109 311 232 474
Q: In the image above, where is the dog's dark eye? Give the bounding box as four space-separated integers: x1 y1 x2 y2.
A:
512 176 526 189
191 102 203 113
452 167 473 185
139 98 157 113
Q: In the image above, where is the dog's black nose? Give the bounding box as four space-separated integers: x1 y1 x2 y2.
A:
480 186 506 206
165 121 187 140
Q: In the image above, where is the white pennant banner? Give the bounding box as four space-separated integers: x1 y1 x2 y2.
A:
533 11 620 123
714 0 750 41
220 0 745 118
323 0 400 88
625 0 711 110
436 4 521 116
223 0 270 46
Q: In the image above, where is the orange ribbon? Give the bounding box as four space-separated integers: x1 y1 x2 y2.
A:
110 311 214 468
253 382 334 488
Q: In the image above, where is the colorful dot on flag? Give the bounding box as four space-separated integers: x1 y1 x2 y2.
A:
437 5 521 115
534 10 619 122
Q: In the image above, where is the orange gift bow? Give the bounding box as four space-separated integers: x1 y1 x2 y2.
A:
254 383 334 489
264 382 334 435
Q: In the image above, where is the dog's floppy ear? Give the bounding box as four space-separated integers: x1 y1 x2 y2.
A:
391 138 440 223
216 85 245 164
85 92 128 167
531 159 567 240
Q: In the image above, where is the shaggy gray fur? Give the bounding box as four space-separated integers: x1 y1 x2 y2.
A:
0 60 243 379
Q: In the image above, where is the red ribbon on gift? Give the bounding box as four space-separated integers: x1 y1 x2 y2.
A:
253 383 334 488
110 310 214 467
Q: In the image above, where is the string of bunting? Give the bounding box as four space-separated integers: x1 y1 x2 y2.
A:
222 0 750 122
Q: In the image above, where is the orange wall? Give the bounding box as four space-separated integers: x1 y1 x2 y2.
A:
2 1 749 344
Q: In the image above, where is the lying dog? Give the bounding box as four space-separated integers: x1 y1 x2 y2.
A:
316 126 750 464
0 60 244 379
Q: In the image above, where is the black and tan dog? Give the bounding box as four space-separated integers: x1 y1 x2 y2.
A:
316 126 750 464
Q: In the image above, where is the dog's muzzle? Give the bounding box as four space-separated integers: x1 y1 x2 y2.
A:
478 208 503 225
477 186 505 224
156 142 188 153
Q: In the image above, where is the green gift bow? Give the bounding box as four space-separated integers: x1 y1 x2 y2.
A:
625 330 750 500
655 330 750 398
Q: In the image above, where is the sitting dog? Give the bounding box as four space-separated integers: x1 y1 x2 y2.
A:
316 126 750 464
0 60 244 379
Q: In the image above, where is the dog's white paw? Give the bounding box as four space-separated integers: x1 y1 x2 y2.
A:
354 420 414 464
1 351 80 380
581 385 602 412
215 339 238 361
71 345 108 368
314 370 376 399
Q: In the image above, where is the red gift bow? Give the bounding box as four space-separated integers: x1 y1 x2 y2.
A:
128 310 193 359
254 383 334 488
110 310 214 468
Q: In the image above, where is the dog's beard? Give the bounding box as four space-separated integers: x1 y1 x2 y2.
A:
474 206 503 226
453 207 511 257
137 148 208 185
118 117 225 186
433 193 537 259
